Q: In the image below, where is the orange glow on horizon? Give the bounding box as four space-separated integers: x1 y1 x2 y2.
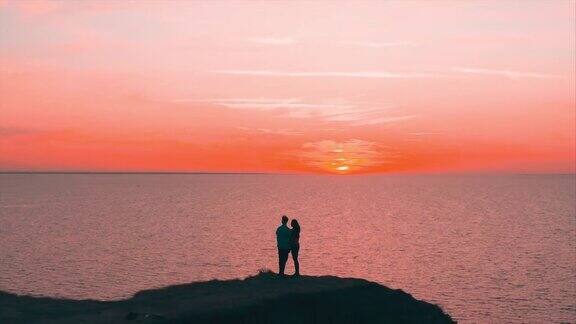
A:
0 1 574 174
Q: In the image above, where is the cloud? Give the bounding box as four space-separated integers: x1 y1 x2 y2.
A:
248 37 296 45
451 67 561 80
213 70 437 78
213 67 560 81
237 127 303 136
408 132 441 136
208 98 352 111
349 115 419 126
193 98 414 126
340 41 417 48
294 139 391 172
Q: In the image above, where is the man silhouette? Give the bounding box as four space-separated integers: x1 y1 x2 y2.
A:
276 215 292 276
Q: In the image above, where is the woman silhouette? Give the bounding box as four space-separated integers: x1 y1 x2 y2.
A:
290 219 301 276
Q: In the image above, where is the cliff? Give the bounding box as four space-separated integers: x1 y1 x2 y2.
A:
0 271 454 323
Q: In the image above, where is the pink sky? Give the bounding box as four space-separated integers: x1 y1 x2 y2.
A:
0 0 574 173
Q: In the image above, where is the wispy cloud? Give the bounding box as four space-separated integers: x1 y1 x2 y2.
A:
350 115 419 126
408 132 442 136
213 70 437 79
248 37 296 45
192 98 415 126
237 126 303 136
451 66 561 80
212 67 561 81
208 98 352 111
340 41 417 48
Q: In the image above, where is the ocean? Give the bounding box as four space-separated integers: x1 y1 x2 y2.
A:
0 173 574 323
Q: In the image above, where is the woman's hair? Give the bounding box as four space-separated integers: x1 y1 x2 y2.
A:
291 219 300 233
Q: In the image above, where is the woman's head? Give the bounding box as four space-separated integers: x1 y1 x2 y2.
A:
291 219 300 230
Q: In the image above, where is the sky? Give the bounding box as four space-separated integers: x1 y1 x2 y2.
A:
0 0 574 174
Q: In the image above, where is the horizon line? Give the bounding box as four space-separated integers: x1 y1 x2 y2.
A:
0 171 574 176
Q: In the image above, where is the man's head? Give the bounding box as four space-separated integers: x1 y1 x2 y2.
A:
281 215 289 225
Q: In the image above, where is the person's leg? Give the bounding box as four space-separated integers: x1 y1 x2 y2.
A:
291 246 300 276
278 248 284 274
282 249 290 274
278 248 289 275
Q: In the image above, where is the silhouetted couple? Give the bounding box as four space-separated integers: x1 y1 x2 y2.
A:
276 215 300 277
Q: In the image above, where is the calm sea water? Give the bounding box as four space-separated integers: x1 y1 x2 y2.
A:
0 174 574 322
